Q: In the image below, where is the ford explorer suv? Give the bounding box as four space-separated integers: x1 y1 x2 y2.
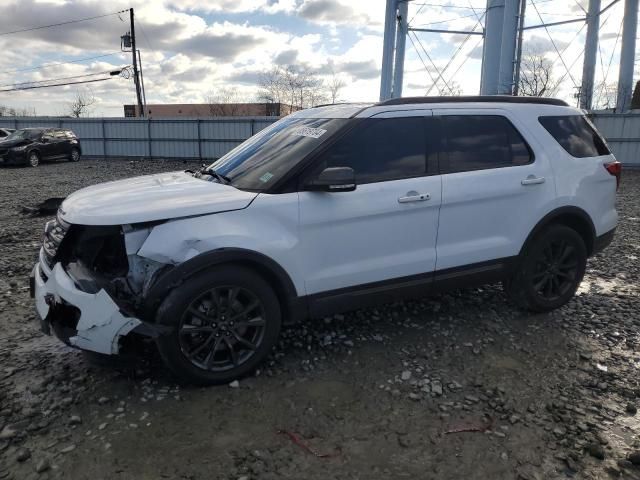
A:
0 128 81 167
30 96 619 385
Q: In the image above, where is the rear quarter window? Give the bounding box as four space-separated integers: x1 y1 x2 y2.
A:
538 115 610 158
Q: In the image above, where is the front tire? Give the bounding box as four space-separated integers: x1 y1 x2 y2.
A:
505 225 587 312
155 266 282 385
27 151 39 167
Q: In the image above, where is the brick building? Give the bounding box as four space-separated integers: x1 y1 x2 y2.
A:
124 103 300 118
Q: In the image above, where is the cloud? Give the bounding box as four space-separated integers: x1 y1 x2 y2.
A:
274 49 298 65
339 59 379 80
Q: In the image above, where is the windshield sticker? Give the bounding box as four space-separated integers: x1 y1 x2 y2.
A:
259 172 274 183
291 127 327 139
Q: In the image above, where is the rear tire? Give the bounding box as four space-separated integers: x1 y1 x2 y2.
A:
27 151 39 167
505 224 587 312
69 148 80 162
155 266 282 385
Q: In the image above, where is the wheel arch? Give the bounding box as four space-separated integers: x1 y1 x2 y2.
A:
142 248 305 325
521 206 596 257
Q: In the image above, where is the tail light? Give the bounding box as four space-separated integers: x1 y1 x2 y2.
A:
604 161 622 190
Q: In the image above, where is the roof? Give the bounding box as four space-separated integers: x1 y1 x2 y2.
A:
294 96 574 119
292 103 372 119
377 96 569 107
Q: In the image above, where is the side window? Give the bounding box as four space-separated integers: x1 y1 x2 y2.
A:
54 130 66 138
538 115 610 158
313 117 428 184
441 115 532 173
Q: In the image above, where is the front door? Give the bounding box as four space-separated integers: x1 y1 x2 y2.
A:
297 113 442 296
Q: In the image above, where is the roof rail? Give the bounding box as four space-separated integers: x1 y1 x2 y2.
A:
376 95 569 107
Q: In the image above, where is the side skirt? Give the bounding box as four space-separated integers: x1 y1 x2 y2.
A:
305 257 518 319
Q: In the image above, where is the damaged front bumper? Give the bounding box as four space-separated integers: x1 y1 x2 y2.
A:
30 250 142 355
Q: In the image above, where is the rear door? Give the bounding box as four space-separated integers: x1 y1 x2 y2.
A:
434 109 556 271
39 130 58 160
297 112 442 295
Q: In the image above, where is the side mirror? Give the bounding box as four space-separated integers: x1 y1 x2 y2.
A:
41 137 49 143
305 167 356 192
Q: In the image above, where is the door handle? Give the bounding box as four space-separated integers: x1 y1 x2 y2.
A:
398 193 430 203
521 176 545 186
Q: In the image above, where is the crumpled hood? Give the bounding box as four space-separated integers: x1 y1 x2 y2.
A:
60 171 258 225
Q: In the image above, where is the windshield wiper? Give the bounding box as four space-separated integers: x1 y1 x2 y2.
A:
200 167 231 185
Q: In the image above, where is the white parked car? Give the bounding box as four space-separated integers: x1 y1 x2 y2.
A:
31 96 620 384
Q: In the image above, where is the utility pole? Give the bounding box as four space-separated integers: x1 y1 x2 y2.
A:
480 0 506 95
380 0 398 101
129 8 144 117
497 0 520 94
580 0 601 110
392 0 408 98
615 0 638 112
512 0 527 95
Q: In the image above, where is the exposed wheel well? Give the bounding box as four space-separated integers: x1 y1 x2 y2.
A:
142 249 305 325
522 208 595 257
224 259 300 325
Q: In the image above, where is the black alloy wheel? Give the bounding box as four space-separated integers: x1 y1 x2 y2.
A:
155 266 282 385
28 151 40 167
505 224 587 312
178 286 266 372
530 238 580 302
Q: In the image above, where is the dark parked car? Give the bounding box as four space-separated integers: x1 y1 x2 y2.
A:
0 128 82 167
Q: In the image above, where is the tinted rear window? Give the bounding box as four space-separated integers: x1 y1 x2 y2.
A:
441 115 532 173
539 115 610 158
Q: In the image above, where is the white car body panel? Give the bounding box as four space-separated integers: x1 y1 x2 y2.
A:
137 193 305 293
60 171 257 225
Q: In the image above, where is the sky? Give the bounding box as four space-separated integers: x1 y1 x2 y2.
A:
0 0 635 116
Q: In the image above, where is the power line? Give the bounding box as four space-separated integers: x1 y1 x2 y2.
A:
412 11 483 27
426 11 486 95
0 78 113 93
0 9 128 37
595 13 623 106
411 31 455 94
0 52 122 76
410 3 480 10
530 0 580 88
407 33 444 94
0 69 124 89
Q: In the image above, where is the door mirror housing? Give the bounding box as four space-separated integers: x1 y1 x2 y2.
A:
41 136 49 143
305 167 356 192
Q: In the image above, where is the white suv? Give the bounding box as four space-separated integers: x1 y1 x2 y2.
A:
30 96 620 384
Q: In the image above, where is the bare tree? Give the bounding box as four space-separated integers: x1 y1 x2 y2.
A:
632 80 640 110
258 65 330 110
593 81 618 110
328 69 346 104
0 105 36 116
206 87 243 116
257 66 288 105
518 51 557 97
67 89 96 117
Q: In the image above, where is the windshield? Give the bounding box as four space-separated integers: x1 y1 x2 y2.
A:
5 129 42 141
207 116 348 191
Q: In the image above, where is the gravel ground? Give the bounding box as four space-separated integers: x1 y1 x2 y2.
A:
1 159 640 480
